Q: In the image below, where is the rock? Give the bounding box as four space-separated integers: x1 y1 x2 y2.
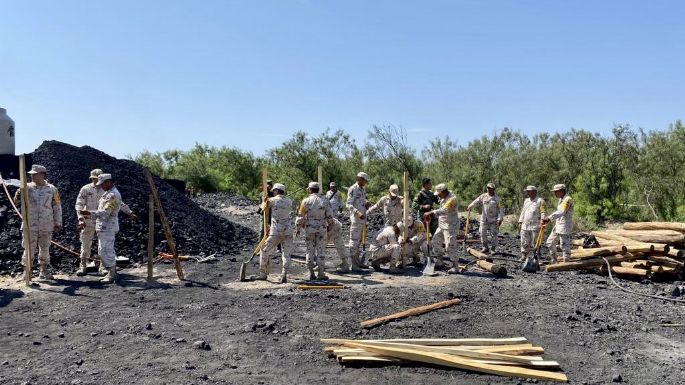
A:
145 323 153 330
193 340 211 351
184 362 196 370
90 332 98 337
32 341 42 345
1 360 8 365
671 286 682 297
75 359 84 366
612 372 623 382
105 331 114 336
57 333 65 338
175 338 187 343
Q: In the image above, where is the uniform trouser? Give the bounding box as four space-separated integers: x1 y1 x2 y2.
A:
80 224 96 265
305 228 326 273
22 231 52 266
546 231 571 261
520 229 535 257
431 227 458 265
327 221 348 267
97 231 118 268
480 221 499 250
401 241 428 264
348 217 365 265
371 244 401 267
259 232 293 275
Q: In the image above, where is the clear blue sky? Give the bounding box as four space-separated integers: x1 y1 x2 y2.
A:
2 0 683 158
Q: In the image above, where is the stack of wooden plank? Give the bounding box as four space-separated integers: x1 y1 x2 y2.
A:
322 337 567 382
549 222 684 280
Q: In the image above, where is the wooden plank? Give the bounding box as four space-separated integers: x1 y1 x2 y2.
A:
144 169 184 280
339 356 401 363
321 337 528 346
476 259 507 277
360 298 461 329
341 341 544 365
298 285 347 290
18 155 32 285
147 194 154 281
345 342 568 382
647 255 684 268
467 247 488 259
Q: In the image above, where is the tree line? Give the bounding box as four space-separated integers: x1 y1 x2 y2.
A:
131 121 685 226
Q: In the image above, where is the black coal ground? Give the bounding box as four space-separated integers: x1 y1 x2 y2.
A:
0 141 257 275
1 195 684 385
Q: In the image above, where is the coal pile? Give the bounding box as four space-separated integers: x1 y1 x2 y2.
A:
0 141 257 274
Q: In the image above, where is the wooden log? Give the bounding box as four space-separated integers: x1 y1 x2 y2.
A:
339 356 401 363
322 337 528 347
147 194 154 281
570 245 627 259
620 260 652 269
610 266 649 277
647 255 684 268
667 249 684 259
623 222 685 232
571 239 584 247
546 253 639 272
593 231 670 252
603 229 685 245
344 342 568 382
651 265 676 275
476 259 508 278
466 247 488 259
18 155 32 286
359 298 461 329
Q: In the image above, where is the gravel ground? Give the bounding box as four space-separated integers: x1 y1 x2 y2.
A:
1 193 684 385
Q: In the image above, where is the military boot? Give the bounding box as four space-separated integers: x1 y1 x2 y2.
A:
99 267 117 284
39 263 53 280
76 258 88 276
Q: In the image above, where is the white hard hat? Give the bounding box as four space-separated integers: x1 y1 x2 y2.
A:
356 172 370 181
389 184 399 197
96 173 112 186
435 183 447 193
273 183 286 192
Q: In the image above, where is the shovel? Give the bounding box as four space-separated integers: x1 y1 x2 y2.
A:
422 218 437 276
238 234 268 281
522 223 546 273
358 222 369 267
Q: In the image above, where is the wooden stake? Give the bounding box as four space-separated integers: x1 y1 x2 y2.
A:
360 298 461 329
18 155 32 286
402 171 409 268
261 168 270 274
147 194 154 281
144 169 184 280
317 165 323 195
546 253 639 272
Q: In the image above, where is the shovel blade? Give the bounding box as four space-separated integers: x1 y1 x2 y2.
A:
522 257 540 273
422 256 436 276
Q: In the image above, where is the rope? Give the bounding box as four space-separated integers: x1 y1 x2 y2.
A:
602 257 685 304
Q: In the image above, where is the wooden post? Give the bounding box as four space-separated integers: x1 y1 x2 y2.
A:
147 194 154 281
144 169 184 280
402 172 409 268
18 155 32 286
317 166 323 195
262 168 270 274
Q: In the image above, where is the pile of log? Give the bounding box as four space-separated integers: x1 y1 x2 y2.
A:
549 222 684 280
322 337 567 382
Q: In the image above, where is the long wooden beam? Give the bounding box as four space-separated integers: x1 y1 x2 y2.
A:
18 155 32 286
345 342 568 382
322 337 528 346
359 298 461 329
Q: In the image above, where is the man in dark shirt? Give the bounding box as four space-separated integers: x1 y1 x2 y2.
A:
411 177 439 235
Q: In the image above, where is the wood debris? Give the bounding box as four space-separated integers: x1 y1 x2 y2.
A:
553 222 684 281
322 337 567 382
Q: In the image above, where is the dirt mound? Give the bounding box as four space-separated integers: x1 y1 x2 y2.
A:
0 141 257 274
